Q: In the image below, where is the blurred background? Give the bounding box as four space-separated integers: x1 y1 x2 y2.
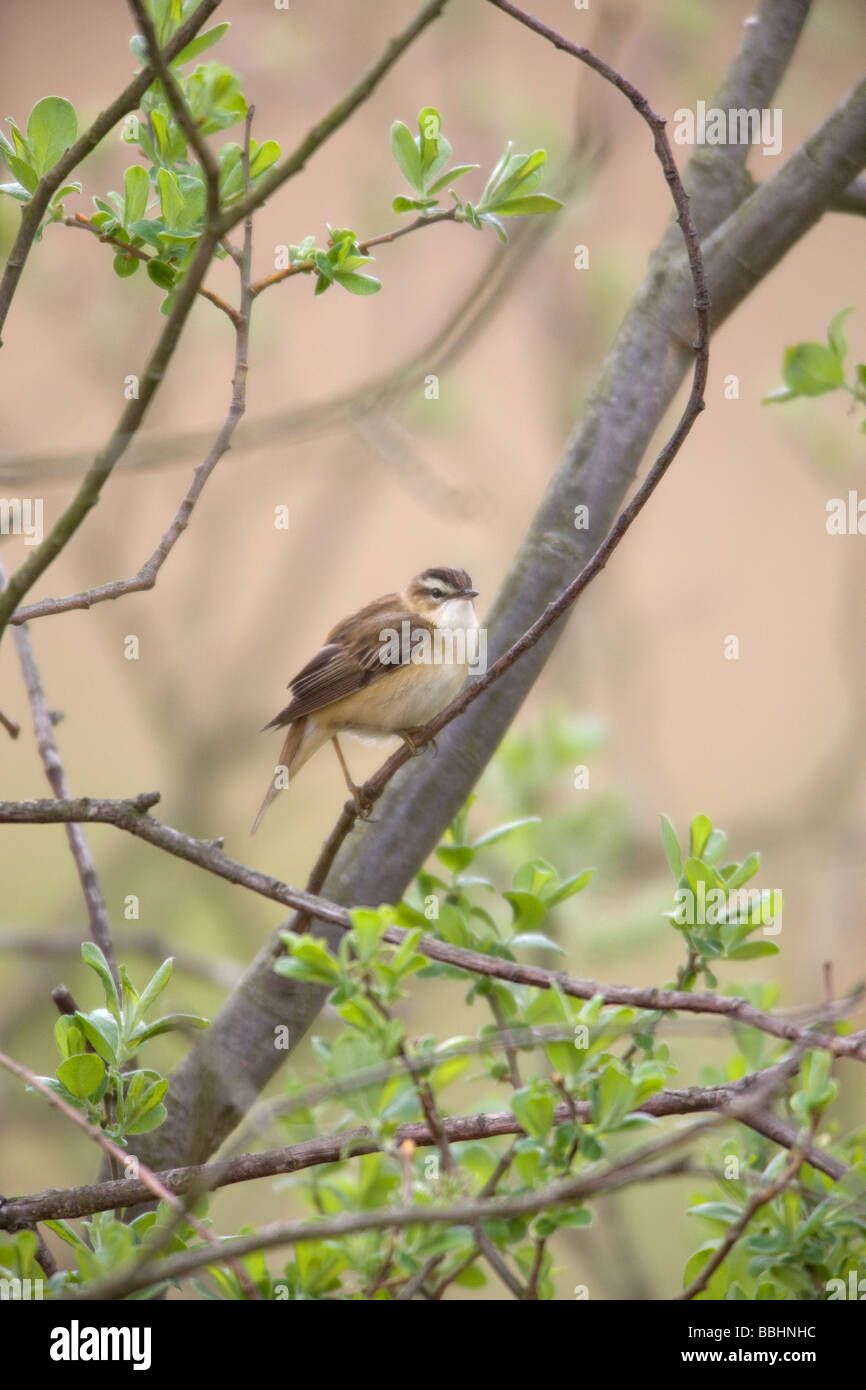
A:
1 0 864 1298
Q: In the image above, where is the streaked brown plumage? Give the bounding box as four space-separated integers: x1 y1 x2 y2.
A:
251 567 478 832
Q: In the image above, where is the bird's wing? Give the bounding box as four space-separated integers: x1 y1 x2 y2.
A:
265 597 428 728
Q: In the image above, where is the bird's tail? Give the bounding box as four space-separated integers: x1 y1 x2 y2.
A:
250 717 325 835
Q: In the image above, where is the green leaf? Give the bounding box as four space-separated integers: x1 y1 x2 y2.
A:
123 165 150 227
781 342 844 396
172 22 230 67
128 1013 209 1045
510 932 565 953
75 1009 120 1064
689 814 713 858
147 258 177 289
503 889 547 932
472 817 540 849
27 97 78 177
511 1085 555 1141
390 120 422 192
113 252 140 278
417 106 444 177
54 1016 86 1061
333 271 382 296
426 163 478 196
827 305 853 362
660 814 682 879
594 1061 638 1129
249 139 280 179
725 941 780 960
495 193 563 216
81 942 121 1020
723 852 759 890
157 167 185 230
0 181 32 203
545 869 593 906
2 155 38 194
762 385 798 404
134 957 173 1025
56 1053 105 1100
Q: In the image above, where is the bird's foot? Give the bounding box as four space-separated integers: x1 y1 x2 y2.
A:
400 729 433 757
350 783 375 820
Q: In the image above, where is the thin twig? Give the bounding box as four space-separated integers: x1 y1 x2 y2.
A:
0 0 222 344
286 0 710 920
677 1116 819 1300
0 0 449 639
0 1047 261 1299
3 793 866 1064
2 562 118 989
0 1061 845 1231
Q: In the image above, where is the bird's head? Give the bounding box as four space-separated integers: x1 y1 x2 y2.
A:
405 567 478 625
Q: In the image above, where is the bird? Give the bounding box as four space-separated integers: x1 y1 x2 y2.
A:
251 566 479 833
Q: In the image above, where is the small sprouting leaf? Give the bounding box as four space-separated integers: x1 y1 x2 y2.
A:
725 941 780 960
26 96 78 176
762 385 798 404
0 181 32 203
81 942 121 1020
494 193 563 216
133 957 174 1024
511 1085 555 1141
147 258 176 289
1 153 38 194
510 932 565 953
390 119 422 192
123 164 150 228
545 869 593 906
660 815 682 880
56 1053 105 1100
75 1008 120 1064
827 305 853 362
472 817 540 850
333 271 382 296
172 22 230 67
113 252 140 277
249 139 280 178
689 814 713 859
157 167 185 230
128 1013 209 1046
426 163 478 196
781 342 844 396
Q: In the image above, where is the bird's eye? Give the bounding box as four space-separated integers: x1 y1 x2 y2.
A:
430 587 443 599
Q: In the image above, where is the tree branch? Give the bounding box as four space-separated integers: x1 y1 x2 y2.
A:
0 0 222 343
3 794 864 1065
0 0 450 641
0 1047 261 1299
1 563 118 987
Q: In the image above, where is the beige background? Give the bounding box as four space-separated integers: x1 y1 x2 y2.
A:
1 0 864 1298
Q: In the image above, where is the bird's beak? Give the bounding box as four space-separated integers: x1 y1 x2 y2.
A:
461 588 479 599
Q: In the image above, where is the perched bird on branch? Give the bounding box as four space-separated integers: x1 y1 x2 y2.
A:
252 566 479 832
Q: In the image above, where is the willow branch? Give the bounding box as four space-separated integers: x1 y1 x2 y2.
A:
2 563 118 987
0 0 449 641
0 0 222 343
0 1048 261 1299
3 793 864 1064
